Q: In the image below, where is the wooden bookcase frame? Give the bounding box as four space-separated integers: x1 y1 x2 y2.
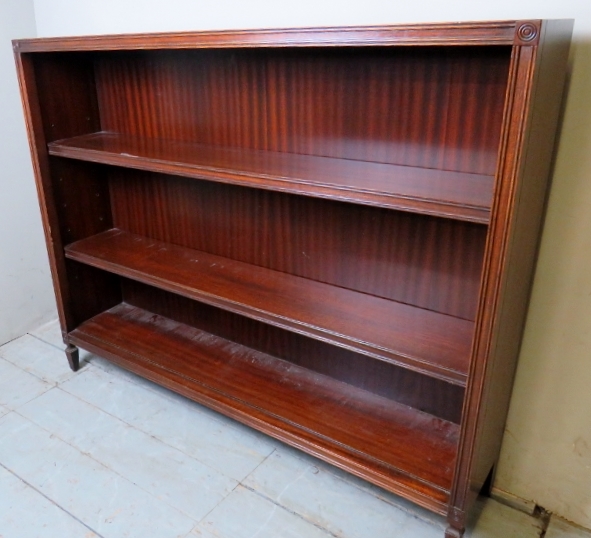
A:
13 20 572 537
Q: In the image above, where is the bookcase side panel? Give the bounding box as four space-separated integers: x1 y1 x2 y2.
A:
465 18 574 505
25 52 122 329
14 51 72 336
449 20 573 529
14 51 121 334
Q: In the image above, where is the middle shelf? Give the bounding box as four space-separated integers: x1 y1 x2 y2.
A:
65 228 473 384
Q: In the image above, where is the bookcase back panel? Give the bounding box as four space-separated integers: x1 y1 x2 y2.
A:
95 47 510 174
121 278 465 423
109 169 487 320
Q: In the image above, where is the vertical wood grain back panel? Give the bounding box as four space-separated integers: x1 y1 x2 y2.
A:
110 169 487 320
122 279 465 423
95 47 510 174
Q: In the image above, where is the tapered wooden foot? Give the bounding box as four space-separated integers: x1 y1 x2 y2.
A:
65 344 80 372
444 524 464 538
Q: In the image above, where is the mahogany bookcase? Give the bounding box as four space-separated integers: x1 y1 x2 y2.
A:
14 20 572 537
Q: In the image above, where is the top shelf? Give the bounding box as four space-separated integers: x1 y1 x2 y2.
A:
48 132 493 223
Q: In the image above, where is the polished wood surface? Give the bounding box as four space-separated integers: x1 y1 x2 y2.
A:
49 131 493 222
448 21 574 534
65 228 473 384
122 279 465 424
70 302 459 510
13 21 521 53
93 47 508 175
109 169 486 321
14 21 572 538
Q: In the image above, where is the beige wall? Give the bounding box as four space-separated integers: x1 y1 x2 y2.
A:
27 0 591 529
494 33 591 527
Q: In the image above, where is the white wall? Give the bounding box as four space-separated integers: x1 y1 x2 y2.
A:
0 0 56 345
30 0 591 529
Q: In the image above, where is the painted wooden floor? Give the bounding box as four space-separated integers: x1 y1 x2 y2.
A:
0 319 588 538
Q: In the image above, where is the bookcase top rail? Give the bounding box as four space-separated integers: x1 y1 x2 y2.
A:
12 20 538 53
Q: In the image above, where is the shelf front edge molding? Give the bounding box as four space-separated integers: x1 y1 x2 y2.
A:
65 229 473 385
69 303 458 510
48 132 493 223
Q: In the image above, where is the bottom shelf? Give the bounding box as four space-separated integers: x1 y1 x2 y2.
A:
69 303 459 512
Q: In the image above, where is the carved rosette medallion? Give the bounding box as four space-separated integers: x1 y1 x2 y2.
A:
516 22 539 44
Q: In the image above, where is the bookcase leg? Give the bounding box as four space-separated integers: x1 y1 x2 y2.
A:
445 507 466 538
65 344 80 372
444 523 464 538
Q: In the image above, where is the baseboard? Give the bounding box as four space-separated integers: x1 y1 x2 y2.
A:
490 487 537 516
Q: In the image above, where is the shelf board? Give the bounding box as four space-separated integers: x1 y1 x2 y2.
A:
48 132 493 223
65 229 473 384
69 303 459 511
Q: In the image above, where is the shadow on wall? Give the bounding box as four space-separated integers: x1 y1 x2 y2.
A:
496 38 591 530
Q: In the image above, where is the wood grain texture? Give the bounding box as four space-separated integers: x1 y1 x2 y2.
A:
122 279 465 423
448 19 574 524
13 21 520 52
447 45 537 530
65 228 473 384
48 131 493 222
94 47 509 176
70 302 459 510
109 169 486 321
